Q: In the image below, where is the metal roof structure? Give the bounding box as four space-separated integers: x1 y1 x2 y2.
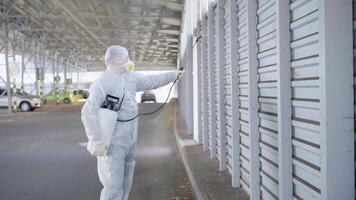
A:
0 0 183 71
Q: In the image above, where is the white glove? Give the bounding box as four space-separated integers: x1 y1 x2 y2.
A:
93 143 107 157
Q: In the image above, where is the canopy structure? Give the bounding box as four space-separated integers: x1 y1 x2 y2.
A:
0 0 182 71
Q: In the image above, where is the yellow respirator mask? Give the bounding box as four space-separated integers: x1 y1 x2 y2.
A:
124 60 135 71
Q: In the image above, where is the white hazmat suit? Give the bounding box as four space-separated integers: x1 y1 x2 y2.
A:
81 45 178 200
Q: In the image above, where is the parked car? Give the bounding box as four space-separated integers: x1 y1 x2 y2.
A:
0 88 42 112
141 90 156 103
43 90 72 104
72 89 89 99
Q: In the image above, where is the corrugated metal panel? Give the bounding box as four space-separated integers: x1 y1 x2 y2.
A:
194 0 353 198
236 0 250 193
224 0 233 174
290 0 321 199
256 0 279 199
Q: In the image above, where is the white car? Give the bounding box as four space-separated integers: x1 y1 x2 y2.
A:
0 88 42 112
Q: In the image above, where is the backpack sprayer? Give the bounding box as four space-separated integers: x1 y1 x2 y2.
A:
98 74 180 146
98 94 124 146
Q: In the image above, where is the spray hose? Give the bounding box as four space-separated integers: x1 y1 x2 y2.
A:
117 74 180 122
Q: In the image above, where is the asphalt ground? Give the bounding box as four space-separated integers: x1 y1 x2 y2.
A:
0 103 193 200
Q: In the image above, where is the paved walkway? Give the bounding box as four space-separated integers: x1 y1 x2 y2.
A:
175 107 249 200
0 103 193 200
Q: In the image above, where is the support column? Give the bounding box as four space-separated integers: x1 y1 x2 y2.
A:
216 0 227 171
186 40 194 135
227 0 241 188
64 58 67 92
55 54 59 104
69 62 73 92
21 38 25 93
4 20 12 113
34 38 39 96
12 32 17 112
319 0 354 199
39 49 45 99
207 2 217 159
202 15 209 152
276 0 292 199
52 52 56 93
246 1 259 199
76 70 79 89
74 58 79 89
195 22 203 144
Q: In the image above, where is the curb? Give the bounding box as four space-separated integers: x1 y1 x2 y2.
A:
0 104 82 119
174 121 205 200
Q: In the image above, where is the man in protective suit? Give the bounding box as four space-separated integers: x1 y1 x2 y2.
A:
81 45 182 200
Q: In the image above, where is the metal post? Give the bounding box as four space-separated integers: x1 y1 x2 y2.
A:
21 38 25 93
64 59 67 92
52 52 56 93
208 3 217 159
12 32 17 112
39 48 45 99
201 14 209 152
77 70 79 89
70 61 73 91
216 0 227 171
276 0 293 199
227 0 241 188
185 2 194 135
195 22 202 144
320 0 354 199
4 20 12 113
55 54 59 104
34 38 39 96
247 0 259 199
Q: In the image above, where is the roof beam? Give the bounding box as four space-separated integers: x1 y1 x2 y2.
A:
9 27 180 32
0 13 181 20
53 0 106 48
